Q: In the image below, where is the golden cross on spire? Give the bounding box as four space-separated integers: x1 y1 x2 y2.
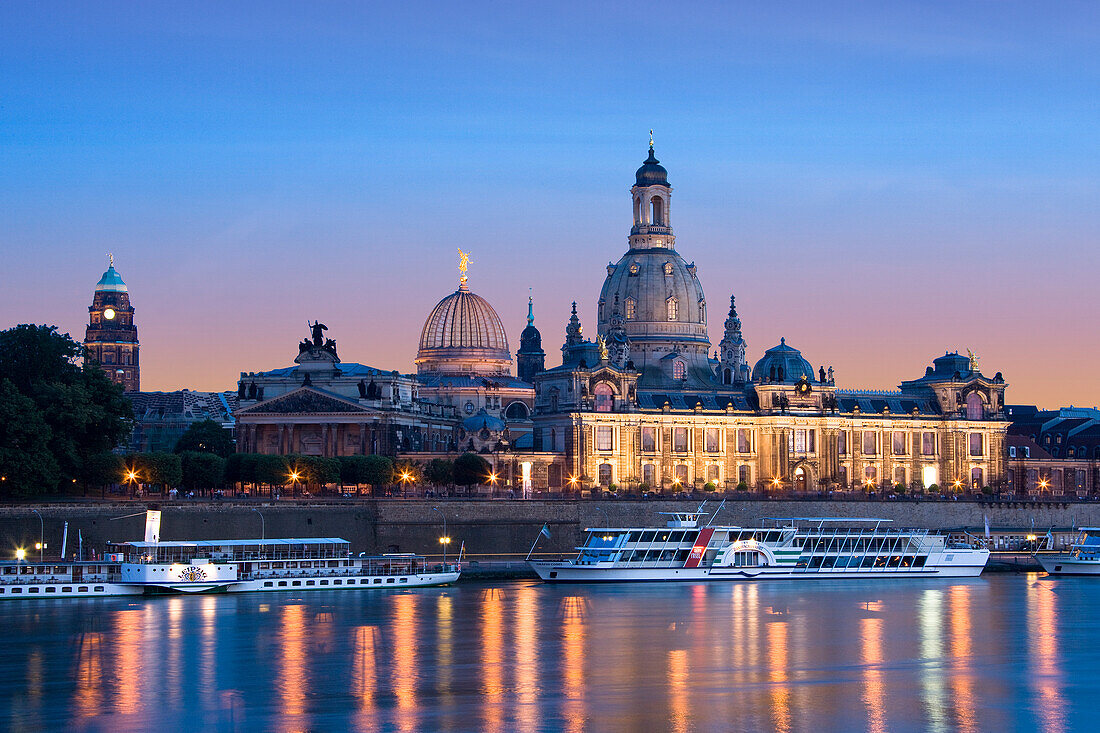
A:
457 248 471 288
649 129 654 148
108 252 114 267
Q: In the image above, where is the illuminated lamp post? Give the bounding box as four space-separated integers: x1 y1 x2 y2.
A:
431 506 450 562
15 548 26 563
124 467 139 499
288 470 301 498
399 470 413 498
567 475 579 496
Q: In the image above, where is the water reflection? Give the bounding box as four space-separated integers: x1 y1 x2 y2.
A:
0 577 1093 731
1027 579 1066 733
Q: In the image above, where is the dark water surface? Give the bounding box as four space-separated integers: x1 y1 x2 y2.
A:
1 574 1097 732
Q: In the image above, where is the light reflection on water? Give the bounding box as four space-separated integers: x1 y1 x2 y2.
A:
2 574 1100 732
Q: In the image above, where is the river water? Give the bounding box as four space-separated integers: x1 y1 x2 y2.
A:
0 575 1097 732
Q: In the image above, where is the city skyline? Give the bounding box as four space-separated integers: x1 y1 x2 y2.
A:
2 2 1098 407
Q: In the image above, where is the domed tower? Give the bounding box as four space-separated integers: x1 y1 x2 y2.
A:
84 255 139 391
516 295 545 383
596 138 711 385
415 254 512 377
718 295 749 384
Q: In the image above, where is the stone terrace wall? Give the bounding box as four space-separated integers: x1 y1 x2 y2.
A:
0 500 1095 560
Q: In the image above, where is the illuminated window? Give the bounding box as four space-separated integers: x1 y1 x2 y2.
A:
642 464 656 485
663 262 673 277
629 262 640 276
641 427 657 452
705 428 720 453
892 431 906 455
667 297 678 320
922 432 936 456
673 427 688 452
625 297 636 320
673 360 685 380
737 429 751 453
837 431 847 455
596 426 613 451
862 431 877 455
969 432 983 457
699 300 706 323
594 383 613 412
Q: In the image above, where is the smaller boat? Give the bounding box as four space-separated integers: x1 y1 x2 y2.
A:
1037 528 1100 576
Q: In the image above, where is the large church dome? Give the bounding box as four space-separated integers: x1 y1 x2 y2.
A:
416 283 512 375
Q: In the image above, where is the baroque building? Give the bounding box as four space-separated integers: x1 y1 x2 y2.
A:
1005 405 1100 496
531 143 1010 493
84 255 140 391
234 323 457 456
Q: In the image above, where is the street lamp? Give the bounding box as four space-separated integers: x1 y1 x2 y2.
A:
432 506 449 562
15 548 25 562
31 508 43 562
251 508 265 541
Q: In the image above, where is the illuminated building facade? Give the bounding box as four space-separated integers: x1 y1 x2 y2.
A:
84 256 140 392
1005 406 1100 496
530 144 1010 492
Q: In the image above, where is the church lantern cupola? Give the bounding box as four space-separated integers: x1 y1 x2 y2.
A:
630 131 676 251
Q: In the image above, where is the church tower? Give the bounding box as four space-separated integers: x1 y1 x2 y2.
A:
84 255 139 392
516 295 546 383
718 295 749 385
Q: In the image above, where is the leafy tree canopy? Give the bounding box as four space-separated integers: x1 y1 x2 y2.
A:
174 419 234 457
453 452 491 486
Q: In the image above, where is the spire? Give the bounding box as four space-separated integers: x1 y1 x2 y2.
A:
718 293 748 384
565 300 583 346
649 129 654 150
527 291 534 327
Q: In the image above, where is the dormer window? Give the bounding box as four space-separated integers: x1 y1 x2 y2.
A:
629 262 640 276
663 262 673 276
625 297 636 320
673 360 686 380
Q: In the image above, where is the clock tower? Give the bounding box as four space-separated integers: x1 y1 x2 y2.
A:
84 255 139 392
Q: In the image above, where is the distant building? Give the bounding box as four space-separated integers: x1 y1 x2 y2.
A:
530 143 1010 492
126 390 237 453
234 324 457 456
1006 405 1100 496
84 255 139 391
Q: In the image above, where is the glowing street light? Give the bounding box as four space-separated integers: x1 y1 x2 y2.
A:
488 472 499 486
1038 478 1050 490
432 506 449 562
15 548 25 562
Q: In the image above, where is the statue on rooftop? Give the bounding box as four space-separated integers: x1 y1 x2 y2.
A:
309 321 328 347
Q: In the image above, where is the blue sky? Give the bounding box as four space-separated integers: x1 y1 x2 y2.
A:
1 2 1098 405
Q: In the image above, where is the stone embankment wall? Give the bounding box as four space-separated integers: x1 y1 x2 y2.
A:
0 500 1095 560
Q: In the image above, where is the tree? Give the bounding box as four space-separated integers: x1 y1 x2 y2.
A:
0 379 60 495
0 325 132 485
362 455 393 486
454 452 491 486
425 458 454 486
83 452 124 492
129 452 182 491
181 451 227 491
174 419 234 457
256 454 290 490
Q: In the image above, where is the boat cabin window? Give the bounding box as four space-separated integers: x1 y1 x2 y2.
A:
627 531 643 543
640 531 658 543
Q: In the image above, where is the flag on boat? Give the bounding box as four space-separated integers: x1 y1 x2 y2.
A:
984 514 990 539
540 524 551 540
1044 530 1053 549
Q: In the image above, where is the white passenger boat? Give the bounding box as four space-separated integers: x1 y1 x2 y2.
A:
0 511 459 599
1037 528 1100 576
530 511 989 583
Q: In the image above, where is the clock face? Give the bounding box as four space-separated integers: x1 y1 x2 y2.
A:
464 401 475 414
103 308 116 320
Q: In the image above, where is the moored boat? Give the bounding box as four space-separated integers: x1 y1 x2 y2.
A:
530 510 989 583
1037 528 1100 576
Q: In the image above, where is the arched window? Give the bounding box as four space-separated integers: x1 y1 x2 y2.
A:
625 297 636 320
598 463 613 486
633 196 641 224
651 196 664 224
505 402 529 420
667 297 678 321
663 262 673 276
966 392 983 420
723 368 732 385
594 383 614 412
698 300 706 323
673 360 686 380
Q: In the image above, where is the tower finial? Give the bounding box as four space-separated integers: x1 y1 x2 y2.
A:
457 248 471 289
527 289 534 326
108 252 114 268
649 129 654 149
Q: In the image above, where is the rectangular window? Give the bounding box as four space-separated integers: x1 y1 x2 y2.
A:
922 432 936 456
862 431 877 455
596 426 613 452
673 427 688 453
838 431 847 455
641 427 656 452
969 432 983 457
737 429 751 453
808 430 815 453
705 427 720 453
794 429 807 453
892 431 906 456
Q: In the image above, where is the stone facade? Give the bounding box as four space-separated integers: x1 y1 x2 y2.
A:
531 145 1010 492
1005 406 1100 496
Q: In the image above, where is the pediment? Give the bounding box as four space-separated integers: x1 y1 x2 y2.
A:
237 387 368 415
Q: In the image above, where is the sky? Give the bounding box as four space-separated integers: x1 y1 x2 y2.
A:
1 1 1098 407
